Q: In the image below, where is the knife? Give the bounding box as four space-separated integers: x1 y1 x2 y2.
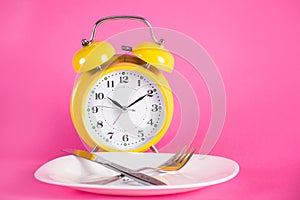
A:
62 149 166 186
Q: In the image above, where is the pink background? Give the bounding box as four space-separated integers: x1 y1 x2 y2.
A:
1 0 299 199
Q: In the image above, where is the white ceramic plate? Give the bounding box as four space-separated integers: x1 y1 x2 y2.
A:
34 152 239 196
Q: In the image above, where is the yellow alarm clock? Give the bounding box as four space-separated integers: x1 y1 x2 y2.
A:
71 16 174 152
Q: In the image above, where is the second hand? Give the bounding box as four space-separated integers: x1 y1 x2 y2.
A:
95 105 136 112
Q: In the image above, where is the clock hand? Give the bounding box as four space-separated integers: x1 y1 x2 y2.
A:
107 97 124 110
126 94 148 108
113 111 123 125
95 105 136 112
96 105 119 109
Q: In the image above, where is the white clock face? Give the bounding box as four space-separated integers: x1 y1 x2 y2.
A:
84 70 166 151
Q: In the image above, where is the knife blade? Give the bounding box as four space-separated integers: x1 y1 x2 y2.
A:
62 149 166 186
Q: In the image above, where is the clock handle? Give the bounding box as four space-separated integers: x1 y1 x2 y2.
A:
81 15 163 47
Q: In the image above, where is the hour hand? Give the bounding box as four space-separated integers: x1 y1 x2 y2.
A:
107 97 124 110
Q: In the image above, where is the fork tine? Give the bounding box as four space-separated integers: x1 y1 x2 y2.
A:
176 146 195 163
159 146 186 166
159 147 196 171
178 148 196 164
177 147 191 163
172 146 188 162
173 146 186 158
167 146 186 161
173 146 187 161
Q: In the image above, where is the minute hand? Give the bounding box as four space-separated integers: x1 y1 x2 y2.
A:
126 94 148 108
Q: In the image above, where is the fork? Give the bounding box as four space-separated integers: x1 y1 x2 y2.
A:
80 146 196 184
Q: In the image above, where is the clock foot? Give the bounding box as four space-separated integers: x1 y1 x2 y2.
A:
91 145 99 152
151 145 159 153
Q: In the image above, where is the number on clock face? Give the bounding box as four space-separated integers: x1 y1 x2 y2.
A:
84 70 166 150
